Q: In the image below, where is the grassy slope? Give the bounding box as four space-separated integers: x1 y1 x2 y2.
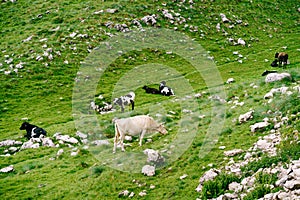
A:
0 0 299 199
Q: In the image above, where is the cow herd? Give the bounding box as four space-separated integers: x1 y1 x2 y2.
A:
20 80 174 153
19 51 291 153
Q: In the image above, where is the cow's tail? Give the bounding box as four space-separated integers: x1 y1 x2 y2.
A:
114 122 120 143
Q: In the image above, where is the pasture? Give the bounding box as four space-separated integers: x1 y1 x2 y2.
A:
0 0 299 199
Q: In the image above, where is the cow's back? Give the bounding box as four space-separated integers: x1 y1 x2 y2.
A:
115 115 157 136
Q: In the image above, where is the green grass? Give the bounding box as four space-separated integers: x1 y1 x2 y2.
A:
0 0 300 199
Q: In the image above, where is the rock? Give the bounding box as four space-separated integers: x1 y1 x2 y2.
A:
128 192 135 198
55 134 79 144
239 110 254 123
76 131 87 139
139 190 147 197
250 121 269 132
21 140 40 149
143 149 165 164
0 140 22 147
284 179 300 190
237 38 246 46
226 78 235 84
0 165 14 173
118 190 129 197
220 13 230 23
71 151 79 156
41 137 55 147
142 165 155 176
224 149 244 157
265 73 292 83
56 149 64 157
229 182 243 193
180 174 188 180
196 168 221 192
124 136 132 141
91 140 109 146
8 146 18 153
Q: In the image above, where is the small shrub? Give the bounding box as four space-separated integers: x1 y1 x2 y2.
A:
92 166 105 176
220 127 232 136
243 184 271 200
201 173 240 199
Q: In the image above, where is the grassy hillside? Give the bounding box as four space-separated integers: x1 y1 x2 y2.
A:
0 0 299 199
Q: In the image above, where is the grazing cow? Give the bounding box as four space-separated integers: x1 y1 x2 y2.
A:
113 92 135 112
275 52 288 66
262 70 278 76
113 115 167 153
20 122 47 140
270 59 278 67
142 85 160 94
159 81 175 96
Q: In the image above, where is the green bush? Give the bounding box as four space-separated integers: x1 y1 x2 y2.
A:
201 173 240 199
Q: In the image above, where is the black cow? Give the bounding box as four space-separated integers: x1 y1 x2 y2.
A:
142 86 161 94
20 122 47 140
270 59 278 67
262 70 278 76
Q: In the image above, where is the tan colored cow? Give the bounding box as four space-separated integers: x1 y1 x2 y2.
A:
113 115 167 153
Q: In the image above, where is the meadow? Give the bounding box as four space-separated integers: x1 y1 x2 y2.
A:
0 0 299 199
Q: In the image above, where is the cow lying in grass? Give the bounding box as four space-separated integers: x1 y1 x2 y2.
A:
142 85 160 94
112 115 167 153
20 122 47 140
159 81 174 96
113 92 135 112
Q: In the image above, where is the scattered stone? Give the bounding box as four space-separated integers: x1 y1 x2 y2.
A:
239 110 254 123
143 149 165 164
91 140 109 146
118 190 129 197
265 72 292 83
226 78 235 84
0 140 22 147
0 165 14 173
180 174 188 180
142 165 155 176
224 149 243 157
56 149 64 157
139 190 147 197
250 121 269 132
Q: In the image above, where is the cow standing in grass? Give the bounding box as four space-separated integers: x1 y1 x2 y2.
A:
113 92 135 112
275 52 289 67
20 122 47 140
112 115 167 153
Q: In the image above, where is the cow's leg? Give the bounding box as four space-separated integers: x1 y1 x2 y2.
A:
121 133 125 152
113 135 118 153
113 124 119 153
139 130 147 146
121 105 124 112
130 100 134 110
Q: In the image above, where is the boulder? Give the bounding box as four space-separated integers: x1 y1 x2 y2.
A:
265 73 292 83
142 165 155 176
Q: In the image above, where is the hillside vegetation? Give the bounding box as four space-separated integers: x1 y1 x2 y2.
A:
0 0 299 199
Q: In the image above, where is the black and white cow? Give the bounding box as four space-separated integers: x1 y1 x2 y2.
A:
159 81 174 96
113 92 135 112
19 122 47 140
142 85 160 94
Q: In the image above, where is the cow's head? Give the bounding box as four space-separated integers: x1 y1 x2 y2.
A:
20 122 30 130
157 123 168 135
